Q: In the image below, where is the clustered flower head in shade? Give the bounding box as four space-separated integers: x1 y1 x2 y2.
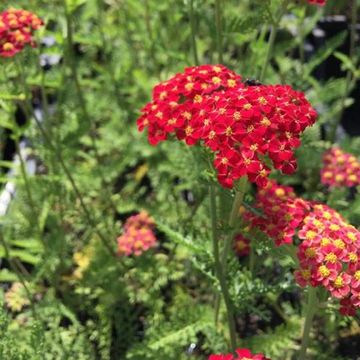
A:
5 282 30 312
209 348 271 360
234 233 251 257
239 180 360 316
0 8 43 57
308 0 326 5
117 211 157 256
137 64 317 189
321 147 360 188
244 180 310 246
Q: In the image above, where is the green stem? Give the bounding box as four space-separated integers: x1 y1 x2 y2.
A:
13 59 43 241
260 24 278 81
63 1 118 215
62 2 99 157
15 56 116 258
259 0 289 82
209 183 237 352
298 5 307 68
144 0 157 69
34 116 116 257
210 185 220 273
190 0 199 65
15 141 40 232
40 70 51 133
210 184 221 327
221 176 248 272
215 0 223 63
298 287 318 360
328 0 357 142
211 176 248 351
96 0 124 109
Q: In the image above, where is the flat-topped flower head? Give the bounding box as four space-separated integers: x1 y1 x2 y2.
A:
234 233 250 257
295 203 360 315
0 8 43 57
321 147 360 188
308 0 326 5
244 180 310 246
123 210 155 230
209 348 271 360
238 179 360 315
5 282 30 312
117 211 157 256
137 64 242 145
137 65 317 188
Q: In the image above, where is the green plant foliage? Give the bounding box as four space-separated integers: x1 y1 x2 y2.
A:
0 0 359 359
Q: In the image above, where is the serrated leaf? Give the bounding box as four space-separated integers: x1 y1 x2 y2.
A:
0 269 18 282
66 0 86 13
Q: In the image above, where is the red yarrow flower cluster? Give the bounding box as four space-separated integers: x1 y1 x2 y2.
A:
137 65 317 188
0 8 43 57
244 180 310 246
238 181 360 315
137 64 241 146
117 211 157 256
321 147 360 188
295 203 360 316
209 348 271 360
234 233 251 257
308 0 326 5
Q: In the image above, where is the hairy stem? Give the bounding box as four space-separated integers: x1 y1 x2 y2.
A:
215 0 223 63
144 0 157 69
16 57 116 257
298 4 307 68
221 176 248 272
96 0 124 109
190 0 199 65
62 1 118 215
328 0 357 142
209 183 237 352
298 287 318 360
212 176 248 351
33 116 116 257
14 59 43 241
259 0 289 82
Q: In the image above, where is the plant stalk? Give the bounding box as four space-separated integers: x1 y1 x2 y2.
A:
13 58 44 241
215 0 223 63
63 1 119 215
221 176 248 272
15 57 116 257
259 0 289 82
209 183 237 352
298 287 318 360
190 0 199 65
328 0 357 142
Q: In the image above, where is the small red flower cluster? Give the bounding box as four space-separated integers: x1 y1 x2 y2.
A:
295 203 360 316
0 8 43 57
244 180 310 246
321 147 360 188
117 211 157 256
234 233 251 257
308 0 326 5
138 64 241 147
138 65 317 188
209 348 270 360
239 181 360 315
